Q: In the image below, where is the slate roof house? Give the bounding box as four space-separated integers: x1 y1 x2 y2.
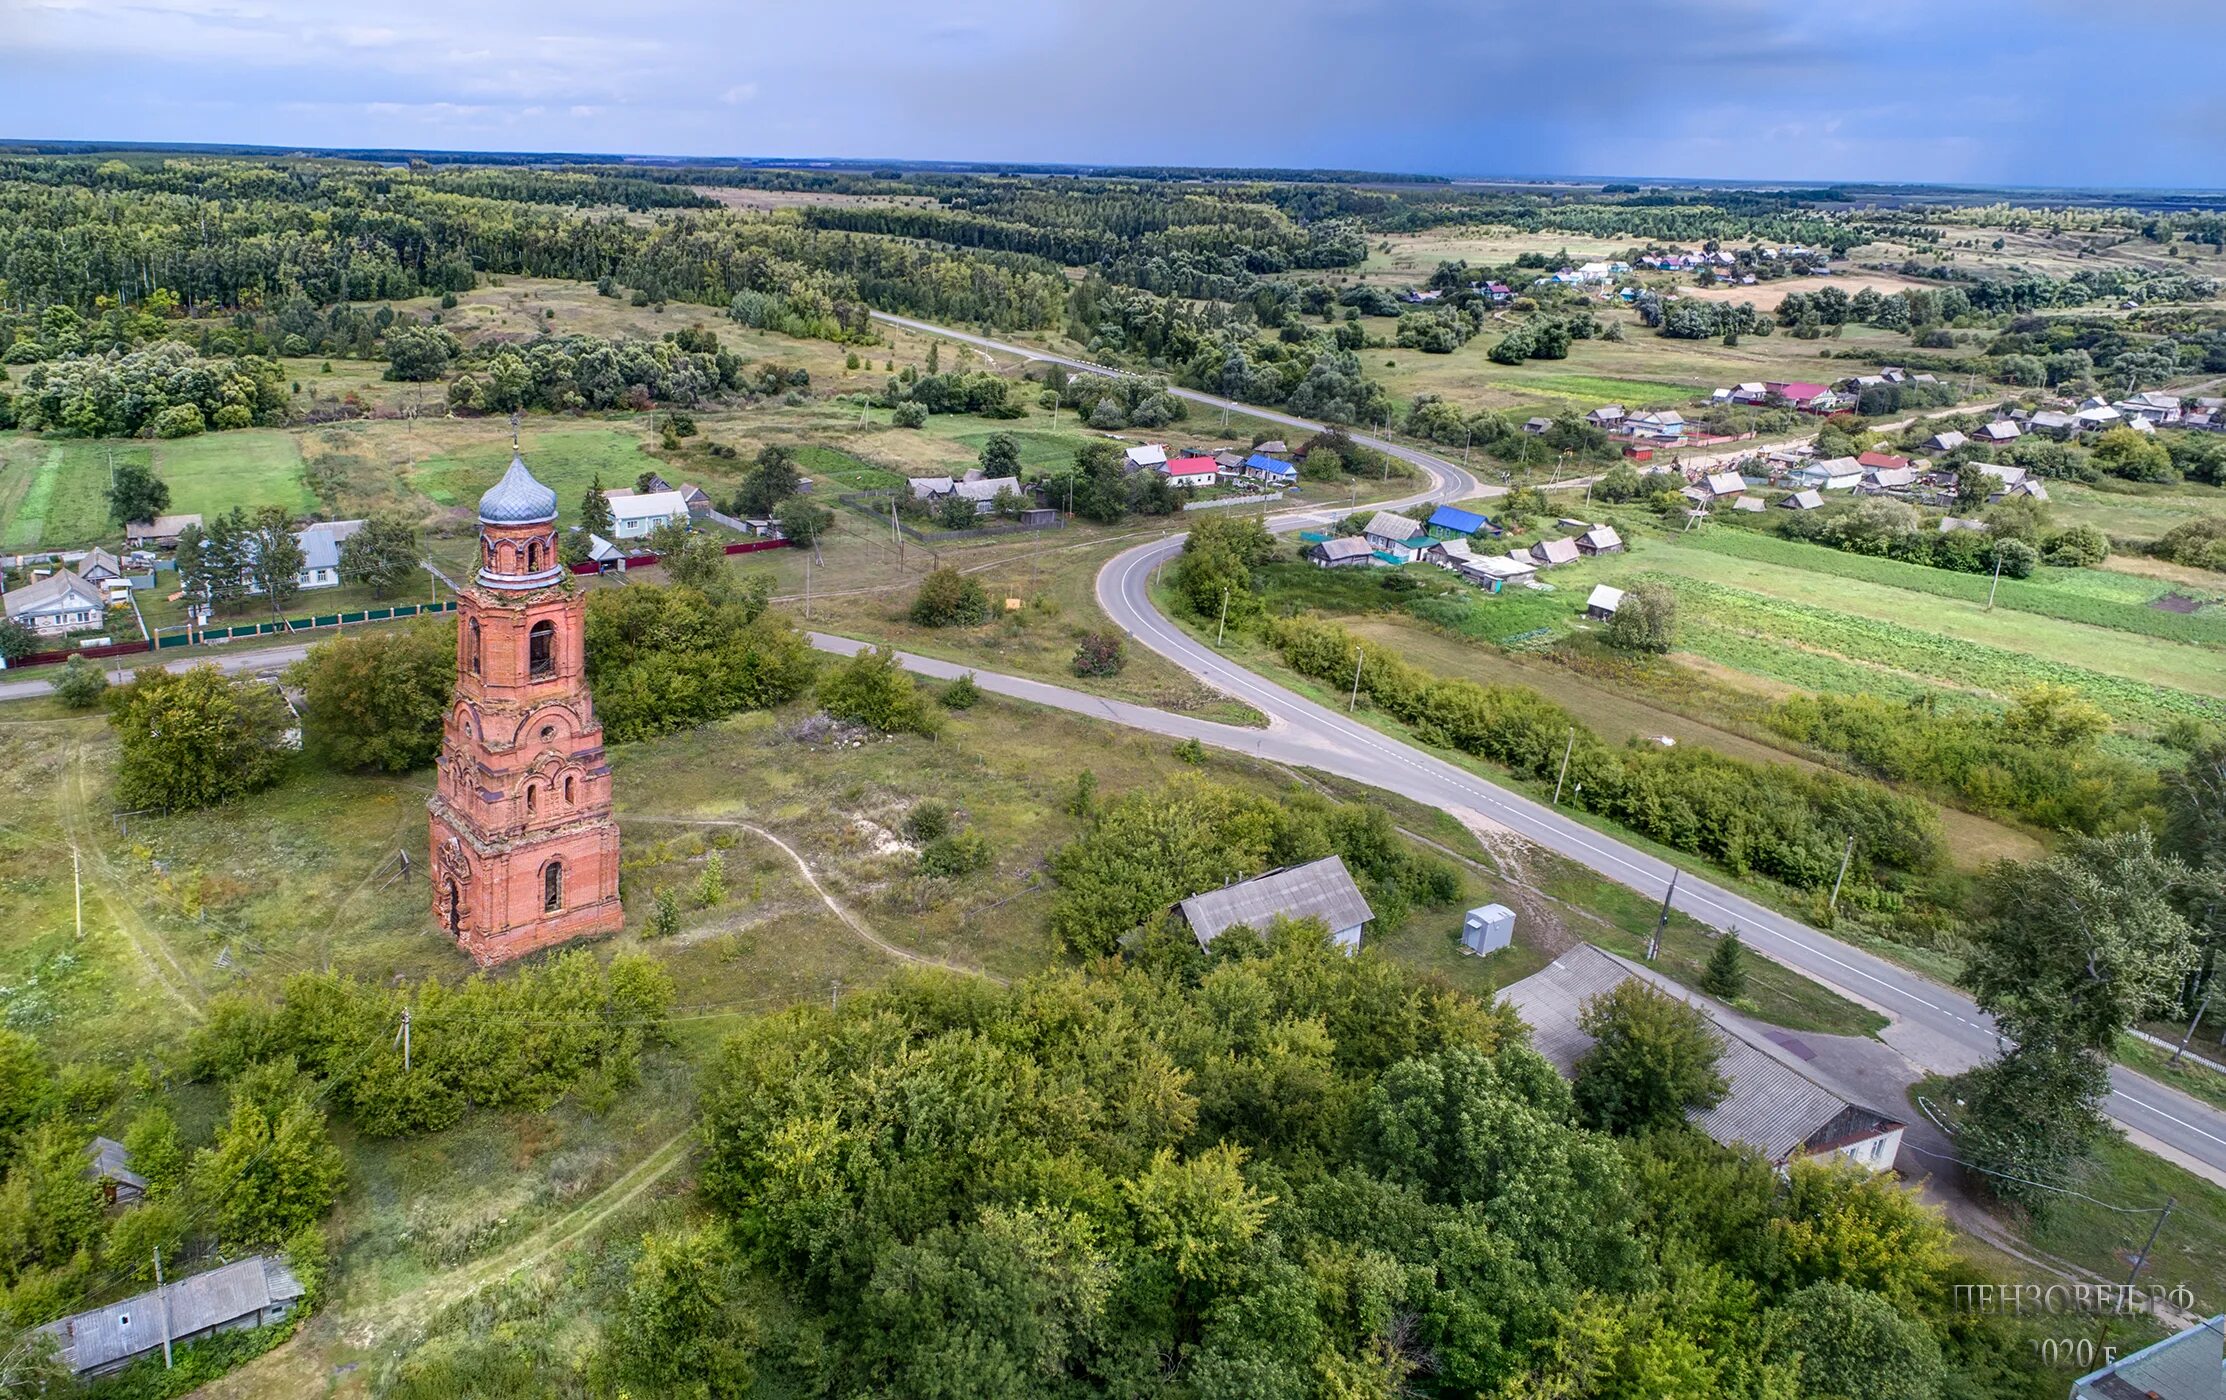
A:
1924 430 1968 453
1528 537 1582 567
74 548 125 585
607 490 692 539
1123 444 1168 472
1499 944 1907 1172
1176 855 1375 953
1586 406 1627 429
291 519 365 590
2071 1313 2224 1400
1975 420 2021 444
1585 584 1624 619
4 568 106 637
1308 536 1377 569
40 1255 305 1378
1361 512 1429 561
124 514 203 549
1575 525 1623 555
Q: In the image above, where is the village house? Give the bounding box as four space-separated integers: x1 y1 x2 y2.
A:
40 1255 305 1379
1361 511 1430 562
1241 452 1298 486
1254 440 1290 456
1500 944 1908 1172
1765 381 1839 413
1698 470 1747 501
1974 420 2020 446
124 513 203 549
1175 855 1375 953
1575 525 1623 556
1426 504 1495 539
4 568 106 637
291 519 364 590
1123 443 1168 473
677 483 714 517
2073 404 2123 433
2027 409 2078 438
1585 406 1626 430
1924 429 1968 454
2113 391 2182 424
1159 455 1218 488
1584 584 1623 620
1528 537 1582 568
1790 456 1862 491
1451 552 1538 590
1972 462 2027 489
1865 465 1918 492
1622 410 1685 442
1307 536 1377 570
606 490 692 540
1521 416 1555 436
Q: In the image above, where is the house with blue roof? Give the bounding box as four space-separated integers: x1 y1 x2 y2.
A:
1241 453 1298 485
1426 505 1497 539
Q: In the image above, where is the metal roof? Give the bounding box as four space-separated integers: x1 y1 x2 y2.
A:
42 1255 302 1375
86 1136 147 1194
1310 537 1375 563
1429 505 1489 534
1177 855 1375 949
2074 1314 2223 1400
479 454 559 524
1586 584 1624 613
1498 945 1903 1165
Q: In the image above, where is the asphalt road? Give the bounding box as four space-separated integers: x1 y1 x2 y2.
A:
871 310 2226 1184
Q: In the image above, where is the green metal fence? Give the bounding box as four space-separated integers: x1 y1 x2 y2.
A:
154 598 455 649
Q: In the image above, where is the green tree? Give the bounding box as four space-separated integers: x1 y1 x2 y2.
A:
977 432 1022 475
0 1121 105 1280
49 655 109 710
382 324 459 382
695 850 727 908
336 516 422 598
239 506 306 613
1700 932 1748 1001
734 446 802 517
0 1033 54 1167
819 646 934 734
606 1227 756 1397
774 495 833 548
292 623 454 773
1603 582 1677 654
1960 830 2196 1051
1572 981 1727 1134
1952 1042 2112 1216
188 1061 345 1249
579 475 615 540
120 1105 186 1198
646 522 735 599
1766 1281 1947 1400
105 460 169 527
0 620 36 665
108 665 294 811
909 567 990 627
2090 426 2177 483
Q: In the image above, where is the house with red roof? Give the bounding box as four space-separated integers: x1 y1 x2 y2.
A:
1160 455 1219 487
1766 381 1840 413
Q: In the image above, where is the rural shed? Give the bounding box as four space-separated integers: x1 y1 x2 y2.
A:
85 1136 146 1206
1498 945 1907 1172
1462 904 1516 955
1731 495 1767 513
1529 537 1582 567
1585 584 1624 619
2071 1312 2224 1400
41 1255 304 1378
1308 536 1377 569
1177 855 1375 953
1779 489 1824 511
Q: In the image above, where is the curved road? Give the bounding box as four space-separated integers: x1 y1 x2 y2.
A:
872 311 2226 1185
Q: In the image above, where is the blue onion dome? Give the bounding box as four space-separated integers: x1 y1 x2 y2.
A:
479 454 559 525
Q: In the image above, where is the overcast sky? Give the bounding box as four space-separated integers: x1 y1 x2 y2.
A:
3 0 2220 187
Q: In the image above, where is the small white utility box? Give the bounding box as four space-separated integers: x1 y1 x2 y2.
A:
1462 903 1516 955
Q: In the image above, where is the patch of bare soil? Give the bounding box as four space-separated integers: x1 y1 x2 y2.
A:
2152 592 2207 614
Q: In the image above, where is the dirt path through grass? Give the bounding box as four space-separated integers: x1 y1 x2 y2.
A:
61 740 204 1019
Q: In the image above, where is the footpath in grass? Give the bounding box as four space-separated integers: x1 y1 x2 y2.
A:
0 439 130 549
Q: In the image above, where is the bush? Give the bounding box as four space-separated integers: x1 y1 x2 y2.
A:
108 665 293 812
1071 632 1125 677
1603 583 1676 653
2153 516 2226 572
939 672 982 709
891 401 928 428
2040 524 2110 567
1173 737 1206 764
905 802 951 842
50 655 109 710
908 567 989 627
920 829 992 877
818 645 935 734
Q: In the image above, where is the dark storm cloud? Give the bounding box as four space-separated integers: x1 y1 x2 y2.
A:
0 0 2218 185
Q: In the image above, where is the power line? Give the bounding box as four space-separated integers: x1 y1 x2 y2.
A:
1897 1140 2173 1215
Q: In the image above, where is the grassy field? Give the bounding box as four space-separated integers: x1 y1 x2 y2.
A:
154 429 317 520
0 437 126 549
2050 477 2226 546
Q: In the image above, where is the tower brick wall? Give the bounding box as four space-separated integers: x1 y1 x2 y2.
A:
428 454 624 965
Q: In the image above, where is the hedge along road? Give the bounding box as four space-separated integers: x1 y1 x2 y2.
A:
866 311 2226 1187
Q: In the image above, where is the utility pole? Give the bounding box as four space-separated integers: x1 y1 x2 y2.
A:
1348 649 1364 713
1828 835 1856 916
1216 587 1230 645
831 977 841 1011
72 847 81 940
154 1247 172 1369
2170 992 2212 1065
394 1008 411 1072
1986 547 2005 609
1553 727 1575 805
1646 870 1680 960
804 553 812 621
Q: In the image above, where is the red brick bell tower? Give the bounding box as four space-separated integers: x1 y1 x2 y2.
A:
428 448 624 965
